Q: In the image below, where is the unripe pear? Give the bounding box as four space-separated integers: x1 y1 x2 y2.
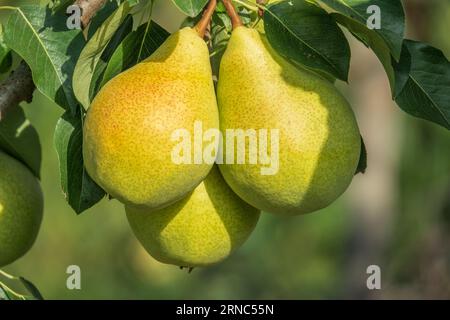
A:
83 27 219 210
126 167 260 267
217 26 361 216
0 151 43 267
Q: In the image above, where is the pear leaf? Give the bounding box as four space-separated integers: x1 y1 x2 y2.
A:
73 1 132 109
355 136 367 175
100 20 169 88
2 5 85 112
126 0 141 6
19 277 44 300
264 0 351 81
0 284 11 300
319 0 405 61
54 109 106 214
393 40 450 130
319 0 405 92
171 0 209 17
89 15 134 100
0 26 12 74
48 0 73 12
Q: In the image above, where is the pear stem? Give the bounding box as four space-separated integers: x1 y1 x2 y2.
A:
195 0 217 38
223 0 244 29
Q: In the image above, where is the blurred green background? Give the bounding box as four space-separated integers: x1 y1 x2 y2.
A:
1 0 449 299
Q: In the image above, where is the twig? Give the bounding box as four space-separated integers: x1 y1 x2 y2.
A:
256 0 267 17
0 0 106 121
75 0 107 29
0 61 34 120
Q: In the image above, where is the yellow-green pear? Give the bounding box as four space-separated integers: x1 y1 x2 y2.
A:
217 26 361 216
0 151 43 267
126 167 260 267
83 27 219 209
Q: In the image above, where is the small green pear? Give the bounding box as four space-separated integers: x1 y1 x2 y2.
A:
217 26 361 216
0 151 43 267
126 167 260 267
83 27 219 210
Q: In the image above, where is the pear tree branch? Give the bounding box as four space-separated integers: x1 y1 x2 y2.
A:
0 62 35 120
75 0 107 29
0 0 106 121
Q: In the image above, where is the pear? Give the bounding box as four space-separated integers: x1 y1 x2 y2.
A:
217 26 361 216
126 166 260 267
83 27 219 209
0 151 43 267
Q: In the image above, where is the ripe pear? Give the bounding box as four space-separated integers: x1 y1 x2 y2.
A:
0 151 43 267
126 167 260 267
217 27 361 216
83 27 219 209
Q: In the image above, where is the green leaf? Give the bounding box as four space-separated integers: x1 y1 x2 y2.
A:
73 1 132 109
355 136 367 174
172 0 209 17
209 12 232 80
0 51 11 74
0 26 12 74
48 0 73 12
54 109 106 214
19 277 44 300
393 40 450 130
331 12 395 90
127 0 141 6
89 15 134 100
318 0 405 91
0 283 11 300
0 106 41 178
319 0 405 61
86 0 121 39
264 0 351 81
2 5 85 112
130 0 154 30
100 20 169 88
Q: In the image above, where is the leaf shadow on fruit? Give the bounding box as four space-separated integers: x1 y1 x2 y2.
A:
254 38 360 216
140 32 181 64
203 168 250 250
129 193 194 266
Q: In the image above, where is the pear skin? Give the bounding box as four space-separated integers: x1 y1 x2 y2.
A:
126 167 260 267
83 27 219 209
217 27 361 215
0 151 43 267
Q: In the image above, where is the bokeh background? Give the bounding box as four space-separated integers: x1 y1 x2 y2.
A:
1 0 449 299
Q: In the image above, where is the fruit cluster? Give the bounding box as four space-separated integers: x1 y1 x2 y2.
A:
83 1 361 268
